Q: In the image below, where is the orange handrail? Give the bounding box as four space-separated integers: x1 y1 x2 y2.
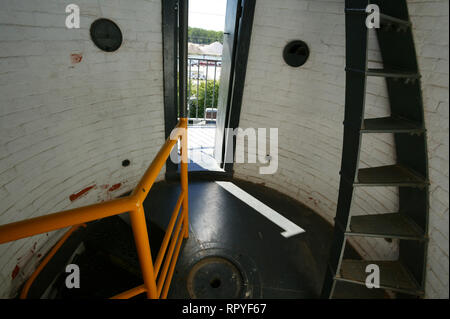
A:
20 224 87 299
111 284 146 299
0 118 189 299
154 191 184 275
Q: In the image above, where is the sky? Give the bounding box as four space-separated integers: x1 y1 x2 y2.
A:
189 0 227 32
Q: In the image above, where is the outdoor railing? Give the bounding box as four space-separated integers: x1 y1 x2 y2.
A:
187 57 220 122
0 118 189 299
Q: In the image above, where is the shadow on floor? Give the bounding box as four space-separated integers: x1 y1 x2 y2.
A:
144 179 359 299
26 179 365 299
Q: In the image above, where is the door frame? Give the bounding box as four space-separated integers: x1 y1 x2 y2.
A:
220 0 255 173
162 0 179 177
162 0 256 180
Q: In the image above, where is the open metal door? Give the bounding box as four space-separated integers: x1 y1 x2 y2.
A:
214 0 242 168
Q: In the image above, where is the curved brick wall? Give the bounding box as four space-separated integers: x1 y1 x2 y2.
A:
234 0 448 298
0 0 447 299
0 0 165 297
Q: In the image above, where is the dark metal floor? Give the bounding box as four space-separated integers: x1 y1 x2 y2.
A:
144 180 345 299
27 179 366 299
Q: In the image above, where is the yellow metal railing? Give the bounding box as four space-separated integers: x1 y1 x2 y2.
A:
0 118 189 299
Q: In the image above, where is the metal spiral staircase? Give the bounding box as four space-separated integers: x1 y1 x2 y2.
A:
322 0 429 298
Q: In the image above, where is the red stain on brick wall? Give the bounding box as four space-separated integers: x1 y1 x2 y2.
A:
70 53 83 64
108 183 122 192
11 265 20 279
69 185 96 202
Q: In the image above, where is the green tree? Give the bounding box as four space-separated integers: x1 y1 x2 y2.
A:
188 27 223 45
188 80 220 118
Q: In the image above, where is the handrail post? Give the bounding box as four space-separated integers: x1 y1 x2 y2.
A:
178 0 188 118
179 0 189 239
180 119 189 238
129 205 158 299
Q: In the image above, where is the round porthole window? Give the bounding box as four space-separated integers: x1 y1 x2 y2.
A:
90 18 123 52
283 40 310 67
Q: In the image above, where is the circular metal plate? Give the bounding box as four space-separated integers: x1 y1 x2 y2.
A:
168 243 261 299
187 256 243 299
283 40 310 67
90 18 123 52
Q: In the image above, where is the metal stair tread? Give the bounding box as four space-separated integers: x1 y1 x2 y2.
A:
355 164 427 186
362 116 424 133
346 213 425 240
335 260 424 295
331 280 389 299
366 68 419 78
379 13 411 28
345 9 411 28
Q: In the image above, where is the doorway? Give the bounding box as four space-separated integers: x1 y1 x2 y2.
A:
162 0 256 177
185 0 226 172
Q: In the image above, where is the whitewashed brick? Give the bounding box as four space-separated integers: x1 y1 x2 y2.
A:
0 0 164 297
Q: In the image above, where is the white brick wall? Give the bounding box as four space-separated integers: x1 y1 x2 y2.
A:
0 0 165 297
234 0 448 298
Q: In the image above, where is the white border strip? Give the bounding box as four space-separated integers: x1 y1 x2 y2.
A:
216 181 305 238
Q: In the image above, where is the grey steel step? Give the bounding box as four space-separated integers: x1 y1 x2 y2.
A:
332 280 389 299
335 260 424 296
355 165 428 187
362 117 424 133
380 13 411 28
345 9 411 28
346 213 425 240
366 68 419 78
345 67 420 79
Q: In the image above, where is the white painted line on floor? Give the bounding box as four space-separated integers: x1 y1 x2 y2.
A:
215 181 305 238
